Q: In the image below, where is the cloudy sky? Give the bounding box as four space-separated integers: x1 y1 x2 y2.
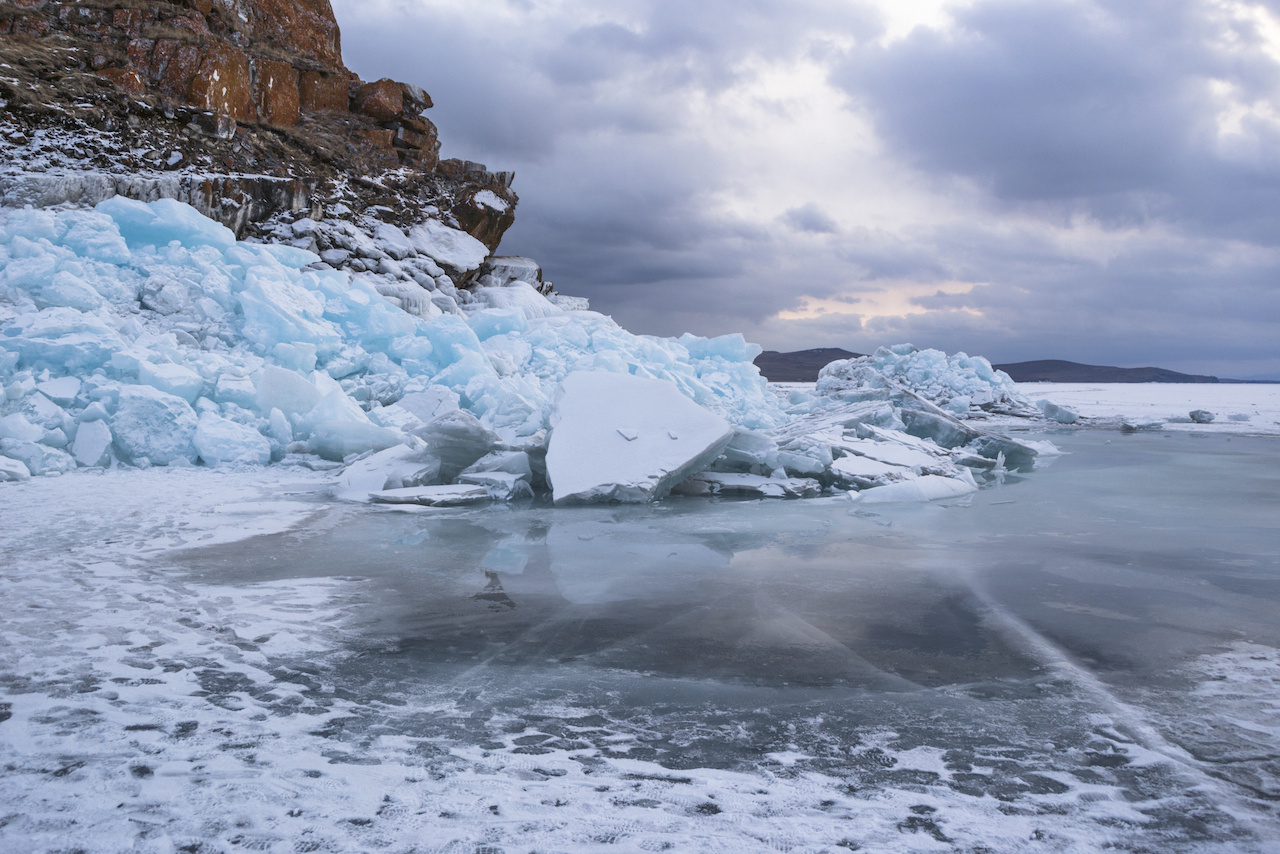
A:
331 0 1280 378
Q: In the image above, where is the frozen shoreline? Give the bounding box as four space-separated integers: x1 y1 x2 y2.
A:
1014 382 1280 435
1 429 1278 852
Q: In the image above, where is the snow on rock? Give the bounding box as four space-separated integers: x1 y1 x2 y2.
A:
545 371 734 504
408 220 490 273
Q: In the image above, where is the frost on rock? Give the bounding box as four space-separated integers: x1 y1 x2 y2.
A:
545 371 734 504
1 199 1054 504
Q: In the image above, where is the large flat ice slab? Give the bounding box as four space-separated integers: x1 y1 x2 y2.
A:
545 371 734 504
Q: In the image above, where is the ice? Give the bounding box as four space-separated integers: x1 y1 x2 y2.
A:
0 199 1055 502
0 453 30 481
1190 409 1215 423
830 453 907 482
1038 399 1080 423
193 412 272 465
0 438 75 475
138 361 204 403
36 375 80 405
307 417 401 462
545 371 734 504
255 365 322 416
71 418 112 467
332 442 439 501
110 385 198 465
98 195 236 251
674 471 821 499
368 484 493 506
394 386 460 424
837 436 945 471
33 270 104 311
0 411 45 442
2 307 125 372
410 409 501 480
852 473 978 503
818 344 1034 416
456 470 533 500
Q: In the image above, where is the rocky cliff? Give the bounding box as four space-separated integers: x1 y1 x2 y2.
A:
0 0 517 264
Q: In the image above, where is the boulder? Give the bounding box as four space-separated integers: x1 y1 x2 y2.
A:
356 78 408 122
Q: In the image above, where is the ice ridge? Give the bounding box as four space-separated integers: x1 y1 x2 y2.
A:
0 199 1048 502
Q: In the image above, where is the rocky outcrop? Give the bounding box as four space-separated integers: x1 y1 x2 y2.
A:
0 0 517 255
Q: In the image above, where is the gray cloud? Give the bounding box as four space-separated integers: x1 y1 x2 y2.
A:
782 203 839 234
333 0 1280 378
834 0 1280 239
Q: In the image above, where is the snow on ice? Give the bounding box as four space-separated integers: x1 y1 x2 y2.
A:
1 199 1055 504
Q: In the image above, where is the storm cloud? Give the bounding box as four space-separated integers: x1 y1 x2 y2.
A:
333 0 1280 378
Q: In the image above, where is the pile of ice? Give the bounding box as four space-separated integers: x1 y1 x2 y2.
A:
816 344 1037 416
0 198 1051 504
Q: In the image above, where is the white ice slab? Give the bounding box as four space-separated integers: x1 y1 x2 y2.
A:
851 474 978 503
545 371 734 504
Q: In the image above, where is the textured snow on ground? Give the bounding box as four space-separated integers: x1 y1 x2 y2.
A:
1016 382 1280 435
2 460 1277 853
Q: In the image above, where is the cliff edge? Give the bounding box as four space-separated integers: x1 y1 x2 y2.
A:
0 0 516 260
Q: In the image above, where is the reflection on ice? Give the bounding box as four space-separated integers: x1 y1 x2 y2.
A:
1 431 1278 851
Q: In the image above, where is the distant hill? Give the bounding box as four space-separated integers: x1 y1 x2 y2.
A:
752 351 1269 384
754 348 863 382
994 360 1221 383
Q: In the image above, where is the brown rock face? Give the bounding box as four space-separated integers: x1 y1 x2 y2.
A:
252 59 300 127
187 46 255 122
299 70 350 112
356 78 405 123
219 0 343 69
95 67 147 98
1 0 518 253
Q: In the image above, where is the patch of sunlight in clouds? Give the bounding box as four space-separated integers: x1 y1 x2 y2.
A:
777 280 983 323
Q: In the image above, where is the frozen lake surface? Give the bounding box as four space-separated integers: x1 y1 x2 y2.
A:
1 426 1278 851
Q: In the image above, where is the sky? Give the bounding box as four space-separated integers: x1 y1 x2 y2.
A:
330 0 1280 378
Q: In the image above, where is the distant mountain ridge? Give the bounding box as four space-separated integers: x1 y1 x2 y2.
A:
993 359 1221 384
753 350 1268 383
753 348 864 382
